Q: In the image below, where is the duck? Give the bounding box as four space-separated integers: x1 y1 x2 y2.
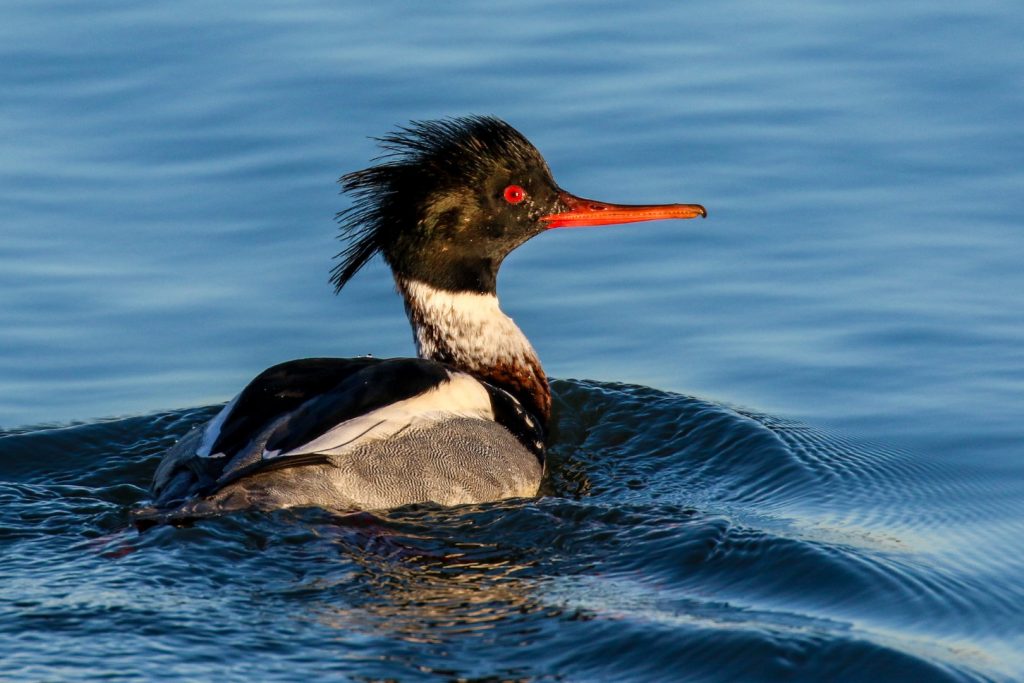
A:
134 116 705 526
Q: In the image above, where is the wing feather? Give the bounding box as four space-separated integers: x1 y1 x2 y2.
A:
151 356 543 509
278 372 494 457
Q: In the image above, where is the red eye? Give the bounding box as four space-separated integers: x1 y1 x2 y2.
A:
503 185 526 204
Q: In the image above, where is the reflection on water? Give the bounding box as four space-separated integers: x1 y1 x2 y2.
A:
2 0 1023 680
2 380 1022 681
312 519 542 644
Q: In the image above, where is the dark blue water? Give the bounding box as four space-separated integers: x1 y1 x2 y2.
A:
2 1 1023 680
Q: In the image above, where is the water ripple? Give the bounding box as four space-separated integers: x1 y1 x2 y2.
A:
2 380 1020 681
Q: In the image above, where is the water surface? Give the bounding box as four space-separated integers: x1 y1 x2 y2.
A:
2 1 1023 680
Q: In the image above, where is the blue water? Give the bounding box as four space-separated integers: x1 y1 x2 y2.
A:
2 1 1023 680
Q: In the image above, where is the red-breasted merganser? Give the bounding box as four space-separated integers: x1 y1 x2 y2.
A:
135 116 705 525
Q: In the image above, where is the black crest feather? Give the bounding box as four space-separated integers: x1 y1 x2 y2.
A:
330 115 546 292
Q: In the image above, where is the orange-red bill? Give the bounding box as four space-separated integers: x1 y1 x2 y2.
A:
542 191 707 229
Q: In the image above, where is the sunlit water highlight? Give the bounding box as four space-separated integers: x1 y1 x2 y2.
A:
2 0 1023 680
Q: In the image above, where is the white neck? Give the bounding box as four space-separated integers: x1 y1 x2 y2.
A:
396 278 552 425
397 278 540 371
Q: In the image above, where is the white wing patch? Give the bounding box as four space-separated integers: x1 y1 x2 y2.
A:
273 371 495 458
197 392 241 458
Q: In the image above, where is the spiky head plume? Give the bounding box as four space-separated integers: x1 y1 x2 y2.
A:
330 116 554 293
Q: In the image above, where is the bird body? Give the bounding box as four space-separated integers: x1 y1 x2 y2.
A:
135 116 704 525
